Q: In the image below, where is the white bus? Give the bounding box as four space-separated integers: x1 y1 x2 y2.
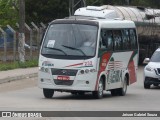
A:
38 17 138 99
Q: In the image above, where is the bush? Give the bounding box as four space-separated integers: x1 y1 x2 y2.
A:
0 59 38 71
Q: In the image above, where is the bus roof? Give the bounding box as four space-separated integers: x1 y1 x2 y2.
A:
50 17 135 29
97 19 136 28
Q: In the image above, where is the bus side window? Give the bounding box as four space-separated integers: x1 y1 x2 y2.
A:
113 30 123 51
100 29 107 48
129 29 137 49
100 29 113 51
122 29 130 50
106 30 113 51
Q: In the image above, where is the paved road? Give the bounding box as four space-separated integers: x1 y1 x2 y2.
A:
0 66 160 120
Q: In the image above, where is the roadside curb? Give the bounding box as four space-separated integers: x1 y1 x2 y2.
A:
0 73 38 84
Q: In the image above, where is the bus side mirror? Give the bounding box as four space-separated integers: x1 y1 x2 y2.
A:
143 58 150 64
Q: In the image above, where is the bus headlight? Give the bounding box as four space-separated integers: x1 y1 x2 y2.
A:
85 69 89 73
40 67 50 73
45 68 49 73
90 69 96 72
80 70 85 74
78 69 96 75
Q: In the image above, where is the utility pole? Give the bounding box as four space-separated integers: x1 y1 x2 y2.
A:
19 0 25 62
69 0 74 16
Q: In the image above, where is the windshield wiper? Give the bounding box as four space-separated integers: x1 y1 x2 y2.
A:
44 47 67 55
62 45 86 56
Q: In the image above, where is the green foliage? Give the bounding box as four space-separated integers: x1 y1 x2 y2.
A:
0 59 38 71
24 0 160 24
0 0 18 27
25 0 69 23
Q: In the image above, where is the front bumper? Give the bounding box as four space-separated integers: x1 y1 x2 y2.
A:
38 70 98 91
144 77 160 85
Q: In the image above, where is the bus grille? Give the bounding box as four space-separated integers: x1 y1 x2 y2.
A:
51 69 78 76
54 80 74 86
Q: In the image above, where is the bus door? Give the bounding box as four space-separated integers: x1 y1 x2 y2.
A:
111 30 124 88
100 29 114 89
101 29 124 90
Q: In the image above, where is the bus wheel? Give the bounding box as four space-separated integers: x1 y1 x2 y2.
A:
111 89 118 96
43 89 54 98
118 76 127 96
92 78 104 99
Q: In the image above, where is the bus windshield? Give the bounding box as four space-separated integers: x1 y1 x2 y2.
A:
41 24 98 57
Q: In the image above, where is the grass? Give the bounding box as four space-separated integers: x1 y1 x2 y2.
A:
0 59 38 71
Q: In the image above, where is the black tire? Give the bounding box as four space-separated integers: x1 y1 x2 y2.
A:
111 89 119 96
144 82 150 89
118 76 127 96
43 89 54 98
92 78 104 99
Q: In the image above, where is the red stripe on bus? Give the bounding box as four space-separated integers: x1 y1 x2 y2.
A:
127 51 137 84
128 60 136 84
65 63 83 68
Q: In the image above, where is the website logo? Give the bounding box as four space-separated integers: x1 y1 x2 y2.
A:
2 112 11 117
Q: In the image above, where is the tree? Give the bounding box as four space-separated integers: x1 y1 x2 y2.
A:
22 0 159 24
0 0 18 27
25 0 69 24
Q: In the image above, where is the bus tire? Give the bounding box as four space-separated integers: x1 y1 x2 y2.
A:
111 89 119 96
118 76 127 96
92 78 104 99
43 88 54 98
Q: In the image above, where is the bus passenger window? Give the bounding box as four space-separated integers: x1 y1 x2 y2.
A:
113 30 122 51
122 29 130 50
100 30 107 48
106 31 113 51
100 30 113 51
129 29 137 49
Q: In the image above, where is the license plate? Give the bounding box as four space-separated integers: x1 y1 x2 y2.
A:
57 76 70 80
